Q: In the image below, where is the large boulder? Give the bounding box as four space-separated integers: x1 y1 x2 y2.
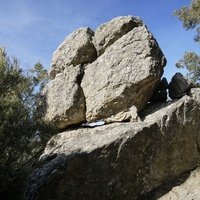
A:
82 24 166 123
26 94 200 200
93 15 143 56
43 16 166 129
169 72 195 99
49 27 97 79
42 65 86 129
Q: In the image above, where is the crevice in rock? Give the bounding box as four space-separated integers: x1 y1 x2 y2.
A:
81 121 105 128
75 65 85 85
75 64 87 124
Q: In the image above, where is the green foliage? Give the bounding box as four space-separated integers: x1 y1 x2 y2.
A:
0 48 56 198
30 61 49 91
176 51 200 82
173 0 200 43
173 0 200 82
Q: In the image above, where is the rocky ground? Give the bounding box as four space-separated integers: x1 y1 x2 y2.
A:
139 167 200 200
159 168 200 200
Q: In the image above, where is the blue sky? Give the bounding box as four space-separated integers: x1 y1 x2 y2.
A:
0 0 199 81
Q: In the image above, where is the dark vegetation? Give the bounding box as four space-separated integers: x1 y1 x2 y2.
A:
0 48 57 199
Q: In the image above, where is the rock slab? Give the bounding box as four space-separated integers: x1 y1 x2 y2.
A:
26 91 200 200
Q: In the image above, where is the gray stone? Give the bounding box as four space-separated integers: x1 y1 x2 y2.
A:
169 73 195 99
93 15 143 56
189 88 200 105
188 88 200 169
158 168 200 200
49 27 97 79
82 25 166 123
42 65 86 129
26 94 200 200
41 16 167 128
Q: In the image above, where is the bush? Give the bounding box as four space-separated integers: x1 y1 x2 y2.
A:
0 48 56 199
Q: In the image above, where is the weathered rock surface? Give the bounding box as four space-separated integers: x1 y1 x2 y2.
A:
42 65 86 129
82 24 166 123
93 15 143 56
158 168 200 200
49 27 97 79
189 88 200 105
26 92 200 200
169 72 195 99
26 16 200 200
138 167 200 200
43 16 166 128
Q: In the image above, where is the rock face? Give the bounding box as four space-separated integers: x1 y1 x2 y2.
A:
158 168 200 200
49 27 97 79
138 167 200 199
82 24 166 123
42 66 86 129
169 72 195 99
29 16 200 200
189 88 200 105
43 15 166 129
93 16 143 56
26 90 200 200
